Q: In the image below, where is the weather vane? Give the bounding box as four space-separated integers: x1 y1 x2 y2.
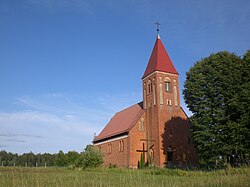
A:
155 22 160 34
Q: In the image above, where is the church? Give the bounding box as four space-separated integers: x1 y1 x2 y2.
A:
93 32 198 168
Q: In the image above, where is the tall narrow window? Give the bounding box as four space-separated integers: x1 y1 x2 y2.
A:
141 118 144 131
121 140 124 151
165 77 171 92
119 140 124 152
174 86 178 106
138 122 142 131
107 143 112 154
143 89 147 109
165 82 171 92
153 84 156 105
160 83 163 105
148 79 152 94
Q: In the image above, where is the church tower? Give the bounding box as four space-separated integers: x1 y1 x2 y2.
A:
142 33 183 166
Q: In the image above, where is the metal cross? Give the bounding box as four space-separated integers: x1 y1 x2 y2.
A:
155 22 161 34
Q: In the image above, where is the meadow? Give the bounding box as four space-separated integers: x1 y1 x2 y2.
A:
0 166 249 187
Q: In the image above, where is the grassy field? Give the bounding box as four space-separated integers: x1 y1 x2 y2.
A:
0 166 249 187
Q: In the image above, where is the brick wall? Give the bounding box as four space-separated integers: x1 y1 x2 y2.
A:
97 137 128 167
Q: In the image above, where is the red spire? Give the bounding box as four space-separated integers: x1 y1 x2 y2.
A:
142 34 178 78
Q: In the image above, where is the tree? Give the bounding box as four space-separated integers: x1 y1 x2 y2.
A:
65 151 80 166
54 150 67 167
75 145 103 169
183 51 250 167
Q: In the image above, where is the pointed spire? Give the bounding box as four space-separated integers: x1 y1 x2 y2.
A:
142 34 178 79
157 33 161 39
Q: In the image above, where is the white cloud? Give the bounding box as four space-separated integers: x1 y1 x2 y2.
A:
0 92 141 154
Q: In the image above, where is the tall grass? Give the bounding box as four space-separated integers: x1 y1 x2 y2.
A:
0 166 249 187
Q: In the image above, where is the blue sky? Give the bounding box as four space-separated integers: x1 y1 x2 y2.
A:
1 0 249 154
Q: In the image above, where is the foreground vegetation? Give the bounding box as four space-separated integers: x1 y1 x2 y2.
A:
0 166 249 187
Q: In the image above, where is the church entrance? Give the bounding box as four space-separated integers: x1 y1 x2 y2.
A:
167 146 173 168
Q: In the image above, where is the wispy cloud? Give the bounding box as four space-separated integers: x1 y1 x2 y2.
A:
0 92 141 154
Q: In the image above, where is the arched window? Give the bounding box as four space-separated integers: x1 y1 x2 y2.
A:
138 121 142 131
153 84 156 105
143 89 147 109
147 79 152 94
159 83 163 105
167 99 172 106
139 118 144 131
141 118 144 131
119 140 124 152
121 140 124 151
174 85 178 106
107 143 112 154
165 77 171 92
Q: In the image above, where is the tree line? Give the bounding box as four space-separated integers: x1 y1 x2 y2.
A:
0 145 103 168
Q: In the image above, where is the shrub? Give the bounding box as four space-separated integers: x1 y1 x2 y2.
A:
75 145 103 169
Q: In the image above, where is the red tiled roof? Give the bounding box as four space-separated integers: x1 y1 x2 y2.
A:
94 102 144 142
142 35 178 78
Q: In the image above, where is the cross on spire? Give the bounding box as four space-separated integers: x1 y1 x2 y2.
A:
155 22 160 34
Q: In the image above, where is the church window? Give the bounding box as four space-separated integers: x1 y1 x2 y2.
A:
108 143 112 154
165 77 171 92
153 84 156 105
159 83 163 105
147 79 152 94
174 86 178 106
139 118 144 131
138 122 142 131
167 99 172 106
142 118 144 131
143 89 147 109
119 140 124 152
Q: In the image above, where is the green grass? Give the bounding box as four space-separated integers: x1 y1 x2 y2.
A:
0 166 249 187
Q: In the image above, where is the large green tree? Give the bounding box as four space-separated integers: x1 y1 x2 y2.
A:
183 51 250 167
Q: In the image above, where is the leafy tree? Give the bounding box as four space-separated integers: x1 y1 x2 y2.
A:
183 51 250 167
54 150 67 167
65 151 80 166
75 145 103 169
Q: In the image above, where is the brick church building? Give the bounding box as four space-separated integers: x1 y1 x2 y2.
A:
93 33 197 168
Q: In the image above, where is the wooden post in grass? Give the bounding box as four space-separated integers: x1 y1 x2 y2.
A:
45 162 47 168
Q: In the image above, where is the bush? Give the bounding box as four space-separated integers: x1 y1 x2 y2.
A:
75 145 103 169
